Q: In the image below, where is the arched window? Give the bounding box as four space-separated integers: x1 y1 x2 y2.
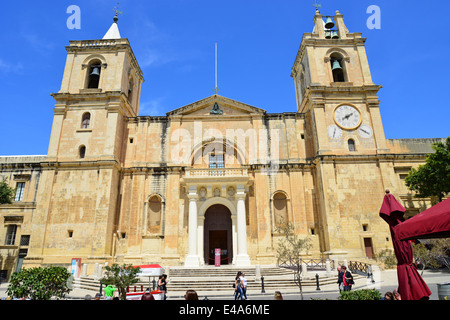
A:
79 145 86 158
128 78 134 103
148 195 162 233
209 153 225 168
86 60 101 89
299 71 306 99
330 53 346 82
273 192 288 227
81 112 90 129
348 139 356 152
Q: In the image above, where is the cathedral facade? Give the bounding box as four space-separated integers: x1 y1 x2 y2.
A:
0 10 443 277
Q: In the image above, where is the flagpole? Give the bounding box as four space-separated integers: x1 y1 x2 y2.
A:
215 42 218 93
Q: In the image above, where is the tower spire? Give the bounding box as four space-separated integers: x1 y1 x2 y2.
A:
103 2 122 39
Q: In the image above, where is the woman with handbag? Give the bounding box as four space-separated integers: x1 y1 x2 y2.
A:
234 271 244 300
341 266 354 291
158 274 168 300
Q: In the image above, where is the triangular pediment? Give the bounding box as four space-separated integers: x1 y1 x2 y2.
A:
166 95 266 117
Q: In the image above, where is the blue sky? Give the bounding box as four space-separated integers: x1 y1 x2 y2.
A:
1 0 449 156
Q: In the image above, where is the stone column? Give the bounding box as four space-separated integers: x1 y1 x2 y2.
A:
185 186 200 267
198 215 205 266
235 185 251 266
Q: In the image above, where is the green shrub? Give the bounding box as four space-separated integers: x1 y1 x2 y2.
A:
7 266 71 300
338 289 382 300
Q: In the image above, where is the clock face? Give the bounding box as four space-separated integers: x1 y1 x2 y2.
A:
327 125 342 140
358 124 373 138
334 105 361 130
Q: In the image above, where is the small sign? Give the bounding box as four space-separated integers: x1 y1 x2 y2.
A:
215 248 221 267
135 264 163 277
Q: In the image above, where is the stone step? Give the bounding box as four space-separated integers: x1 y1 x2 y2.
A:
72 265 360 293
167 266 297 277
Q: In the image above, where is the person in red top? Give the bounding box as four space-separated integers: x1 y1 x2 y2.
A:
341 266 354 291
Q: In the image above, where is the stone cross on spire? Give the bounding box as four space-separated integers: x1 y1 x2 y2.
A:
113 2 122 22
313 0 322 12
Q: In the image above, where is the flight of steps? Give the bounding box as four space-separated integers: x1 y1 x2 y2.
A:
72 265 352 293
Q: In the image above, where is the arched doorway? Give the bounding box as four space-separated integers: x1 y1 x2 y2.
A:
204 204 233 265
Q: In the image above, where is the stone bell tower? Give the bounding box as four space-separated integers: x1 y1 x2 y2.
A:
291 9 389 156
24 15 144 268
47 14 144 162
290 10 391 259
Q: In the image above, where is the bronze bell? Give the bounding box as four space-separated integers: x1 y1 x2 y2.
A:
325 31 332 39
331 30 339 39
324 17 335 29
90 66 100 77
331 60 342 70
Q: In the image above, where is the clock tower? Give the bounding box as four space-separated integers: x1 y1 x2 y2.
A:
291 10 389 156
291 10 391 259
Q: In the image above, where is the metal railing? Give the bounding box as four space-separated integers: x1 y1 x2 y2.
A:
348 260 371 276
278 258 335 272
279 258 372 276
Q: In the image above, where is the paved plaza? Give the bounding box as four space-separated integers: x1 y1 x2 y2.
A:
1 268 448 300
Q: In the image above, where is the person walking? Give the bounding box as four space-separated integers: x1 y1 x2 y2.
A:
239 272 248 300
158 274 168 300
234 271 243 300
341 266 354 291
337 265 344 292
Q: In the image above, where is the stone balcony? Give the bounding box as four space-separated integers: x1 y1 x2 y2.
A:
182 167 249 184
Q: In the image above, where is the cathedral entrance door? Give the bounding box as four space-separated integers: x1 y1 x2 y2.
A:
209 230 227 265
204 204 232 265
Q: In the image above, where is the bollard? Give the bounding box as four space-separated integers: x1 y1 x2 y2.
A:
367 266 375 283
261 276 265 293
315 273 320 291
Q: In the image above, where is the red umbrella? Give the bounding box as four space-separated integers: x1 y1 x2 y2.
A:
379 191 431 300
394 197 450 241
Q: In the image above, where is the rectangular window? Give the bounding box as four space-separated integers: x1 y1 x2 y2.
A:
14 182 25 202
5 225 17 245
20 235 30 246
209 154 224 168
